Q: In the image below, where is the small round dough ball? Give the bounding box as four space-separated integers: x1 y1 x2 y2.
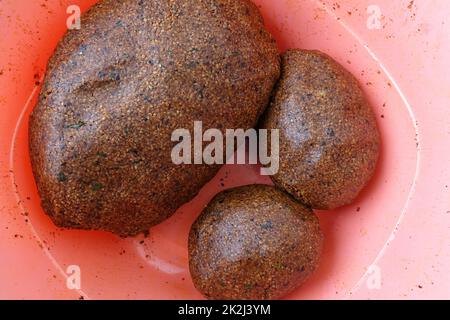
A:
189 184 323 300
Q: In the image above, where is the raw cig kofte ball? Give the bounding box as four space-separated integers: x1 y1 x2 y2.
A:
260 49 380 210
29 0 280 236
188 184 323 300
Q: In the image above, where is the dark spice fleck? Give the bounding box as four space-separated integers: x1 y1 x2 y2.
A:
244 284 254 290
91 182 104 191
66 121 86 129
261 220 273 230
57 172 67 182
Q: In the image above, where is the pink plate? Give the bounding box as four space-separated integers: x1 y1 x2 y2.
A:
0 0 449 299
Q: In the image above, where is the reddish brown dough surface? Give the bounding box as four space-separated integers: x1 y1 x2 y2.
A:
189 185 323 300
29 0 280 236
260 49 380 210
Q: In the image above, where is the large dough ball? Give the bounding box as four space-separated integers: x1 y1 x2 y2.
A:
29 0 280 236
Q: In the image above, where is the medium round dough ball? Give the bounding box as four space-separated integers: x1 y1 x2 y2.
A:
261 49 380 209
